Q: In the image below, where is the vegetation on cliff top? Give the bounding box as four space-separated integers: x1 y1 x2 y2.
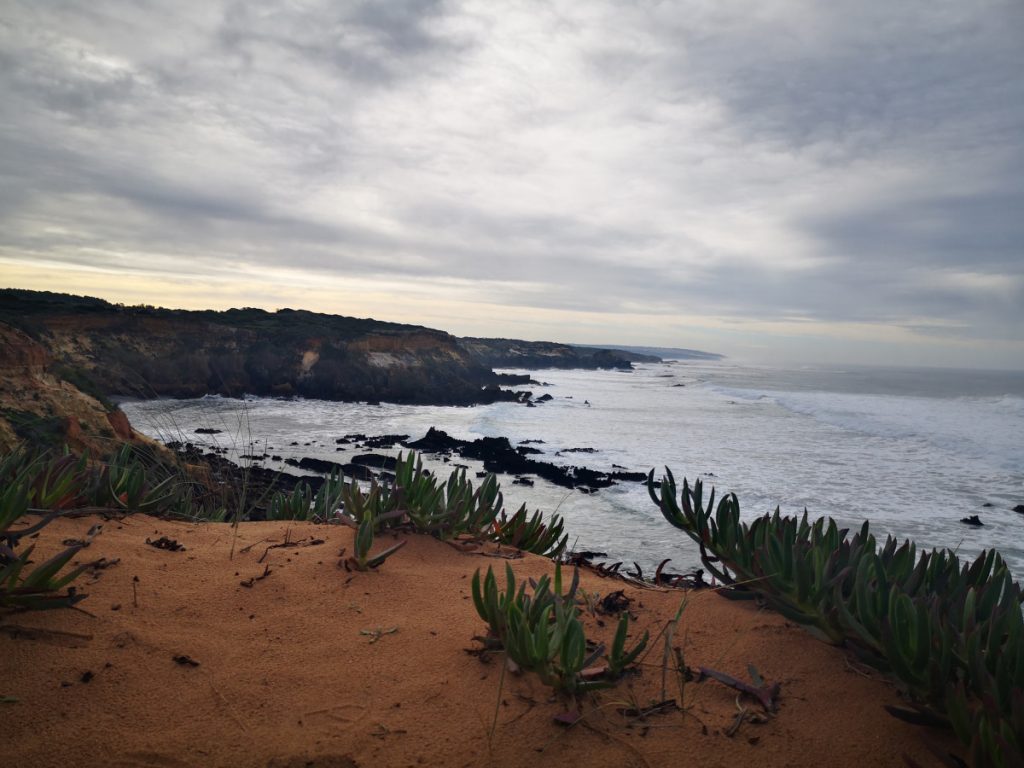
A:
0 289 681 408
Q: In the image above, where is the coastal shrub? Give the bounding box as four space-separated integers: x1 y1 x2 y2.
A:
493 504 568 558
310 469 346 523
333 452 567 556
268 472 354 523
606 613 647 680
390 452 568 555
52 364 115 412
342 509 407 571
471 563 648 698
391 452 503 538
339 475 403 529
2 409 67 450
0 450 91 611
267 481 313 521
647 467 1024 767
94 444 184 514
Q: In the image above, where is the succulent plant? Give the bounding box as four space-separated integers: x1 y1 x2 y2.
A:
310 469 346 523
0 450 91 611
607 613 649 679
344 510 407 571
97 445 182 514
267 481 313 521
493 504 568 558
647 466 1024 767
392 453 504 539
471 562 646 698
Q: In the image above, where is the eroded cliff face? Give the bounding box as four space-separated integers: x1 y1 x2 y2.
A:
1 290 666 414
2 292 504 406
0 323 142 455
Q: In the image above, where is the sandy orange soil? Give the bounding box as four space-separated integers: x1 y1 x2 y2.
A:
3 515 956 767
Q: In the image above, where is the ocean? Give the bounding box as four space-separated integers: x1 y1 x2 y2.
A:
120 361 1024 578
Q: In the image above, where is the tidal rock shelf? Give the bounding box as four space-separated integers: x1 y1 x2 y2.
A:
403 427 646 491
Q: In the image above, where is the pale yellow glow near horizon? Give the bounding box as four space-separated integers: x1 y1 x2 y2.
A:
4 259 1021 368
3 259 710 342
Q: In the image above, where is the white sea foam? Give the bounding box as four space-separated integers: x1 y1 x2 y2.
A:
122 362 1024 578
701 384 1024 474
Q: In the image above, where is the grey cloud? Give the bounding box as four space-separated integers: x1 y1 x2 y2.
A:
217 0 467 85
801 183 1024 272
644 1 1024 152
0 1 1021 366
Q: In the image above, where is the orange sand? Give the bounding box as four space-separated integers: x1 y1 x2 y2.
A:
2 515 956 767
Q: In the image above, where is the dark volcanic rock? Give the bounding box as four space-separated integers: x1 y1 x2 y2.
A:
1014 505 1024 514
495 372 536 385
195 428 222 434
293 457 346 474
960 514 984 526
608 470 647 482
536 394 554 403
341 463 376 481
352 453 398 470
405 427 466 453
404 427 633 491
476 385 531 404
361 434 409 449
168 442 322 519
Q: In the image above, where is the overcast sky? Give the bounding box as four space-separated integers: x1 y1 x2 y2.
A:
2 1 1022 368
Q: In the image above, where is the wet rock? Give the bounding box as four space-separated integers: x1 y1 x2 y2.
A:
608 470 647 483
361 434 409 449
495 373 536 385
352 453 398 471
1014 505 1024 514
404 428 607 490
291 456 345 474
405 427 466 453
960 515 984 526
195 428 222 434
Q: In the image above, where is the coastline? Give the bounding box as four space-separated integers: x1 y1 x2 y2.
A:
3 514 954 767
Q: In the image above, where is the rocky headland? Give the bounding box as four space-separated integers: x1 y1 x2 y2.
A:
0 290 515 407
461 336 661 370
0 290 682 423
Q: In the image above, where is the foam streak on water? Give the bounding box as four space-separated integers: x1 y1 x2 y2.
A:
121 362 1024 577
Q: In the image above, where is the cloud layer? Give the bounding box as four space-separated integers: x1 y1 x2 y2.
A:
2 1 1022 366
